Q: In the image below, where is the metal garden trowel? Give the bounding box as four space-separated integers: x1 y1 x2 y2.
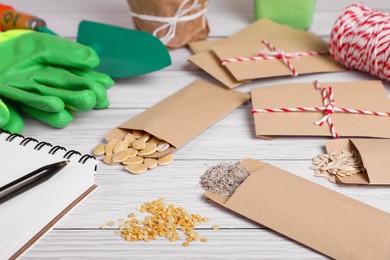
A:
76 20 172 78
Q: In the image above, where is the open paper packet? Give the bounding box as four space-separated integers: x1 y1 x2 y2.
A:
205 158 390 259
251 80 390 138
325 138 390 185
105 80 249 158
188 19 344 88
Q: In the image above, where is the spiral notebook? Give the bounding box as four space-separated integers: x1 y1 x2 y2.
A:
0 131 97 259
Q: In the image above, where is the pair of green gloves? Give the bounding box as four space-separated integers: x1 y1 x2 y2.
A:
0 30 114 134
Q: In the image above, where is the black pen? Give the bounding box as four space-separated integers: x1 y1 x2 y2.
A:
0 160 69 201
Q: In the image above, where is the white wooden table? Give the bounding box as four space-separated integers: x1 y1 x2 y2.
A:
8 0 390 259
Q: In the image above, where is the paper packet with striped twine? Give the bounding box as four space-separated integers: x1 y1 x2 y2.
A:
250 81 390 139
211 26 345 82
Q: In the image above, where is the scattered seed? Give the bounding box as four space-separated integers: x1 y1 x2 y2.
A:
105 139 118 155
144 158 158 169
92 143 106 156
124 133 136 144
138 133 151 142
157 142 170 152
138 146 158 156
132 139 146 150
157 153 174 166
212 225 219 230
131 130 144 138
112 150 131 163
122 156 144 165
103 154 114 165
114 140 129 154
124 164 148 174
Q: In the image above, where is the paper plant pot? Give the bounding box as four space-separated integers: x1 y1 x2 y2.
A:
254 0 316 30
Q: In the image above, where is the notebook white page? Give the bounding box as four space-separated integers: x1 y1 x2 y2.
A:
0 133 96 259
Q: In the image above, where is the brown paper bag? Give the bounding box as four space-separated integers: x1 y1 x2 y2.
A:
326 138 390 185
205 158 390 260
212 25 345 81
188 19 281 88
105 80 249 157
127 0 209 48
251 81 390 138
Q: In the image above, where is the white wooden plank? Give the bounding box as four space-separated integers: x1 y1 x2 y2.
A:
22 229 325 259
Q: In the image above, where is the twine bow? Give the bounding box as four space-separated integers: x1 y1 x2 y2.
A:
129 0 207 45
222 40 328 76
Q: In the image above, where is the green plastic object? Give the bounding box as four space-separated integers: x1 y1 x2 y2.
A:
254 0 316 30
77 20 172 78
0 30 114 133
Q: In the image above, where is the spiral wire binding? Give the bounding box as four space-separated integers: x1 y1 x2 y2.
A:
5 133 24 142
63 150 81 159
34 142 53 150
48 146 67 155
20 137 39 146
0 131 96 166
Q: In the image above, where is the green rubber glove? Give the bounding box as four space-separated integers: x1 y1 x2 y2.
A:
0 97 10 127
0 30 114 133
1 99 24 133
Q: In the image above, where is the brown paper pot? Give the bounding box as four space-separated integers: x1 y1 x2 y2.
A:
127 0 210 48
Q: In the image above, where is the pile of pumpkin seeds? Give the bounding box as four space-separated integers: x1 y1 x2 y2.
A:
92 130 173 174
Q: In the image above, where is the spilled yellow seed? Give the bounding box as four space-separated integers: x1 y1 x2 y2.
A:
99 225 106 229
102 199 216 246
212 225 219 230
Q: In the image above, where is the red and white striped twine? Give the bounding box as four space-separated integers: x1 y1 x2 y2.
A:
221 40 328 76
329 3 390 81
252 81 390 138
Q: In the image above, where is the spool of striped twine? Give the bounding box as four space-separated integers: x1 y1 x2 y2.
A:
329 3 390 81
